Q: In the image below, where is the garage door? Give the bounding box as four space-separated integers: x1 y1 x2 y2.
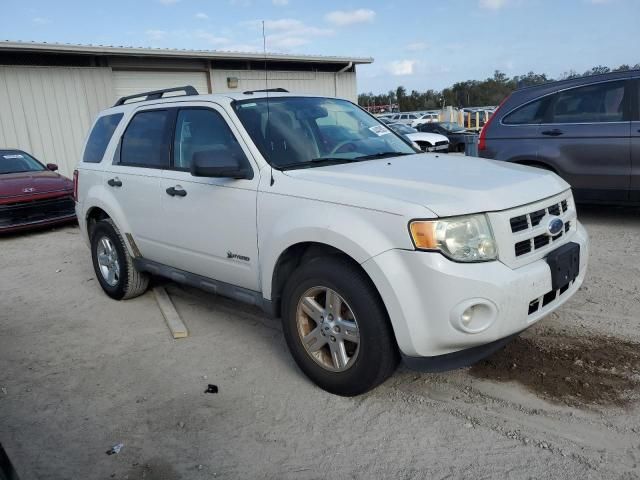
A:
113 70 209 99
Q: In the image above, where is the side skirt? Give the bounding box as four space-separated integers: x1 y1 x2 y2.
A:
133 258 274 316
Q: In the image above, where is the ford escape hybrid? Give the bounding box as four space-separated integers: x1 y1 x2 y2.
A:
75 86 589 396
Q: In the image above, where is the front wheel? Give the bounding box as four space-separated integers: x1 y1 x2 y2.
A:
281 256 399 396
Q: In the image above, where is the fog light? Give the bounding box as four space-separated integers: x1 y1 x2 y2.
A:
450 298 497 334
461 306 474 326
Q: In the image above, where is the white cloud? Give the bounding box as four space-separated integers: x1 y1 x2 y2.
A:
32 17 51 25
386 60 417 76
195 31 231 45
325 9 375 26
243 18 333 51
405 42 428 52
479 0 508 9
195 12 209 20
273 0 289 5
145 29 168 40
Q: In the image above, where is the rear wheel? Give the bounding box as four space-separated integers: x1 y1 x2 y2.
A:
281 256 399 396
90 219 149 300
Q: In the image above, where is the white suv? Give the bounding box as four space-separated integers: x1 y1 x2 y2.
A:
74 86 589 396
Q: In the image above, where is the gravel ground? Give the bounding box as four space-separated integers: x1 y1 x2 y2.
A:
1 205 640 479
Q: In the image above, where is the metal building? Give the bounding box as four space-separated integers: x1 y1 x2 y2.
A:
0 41 372 176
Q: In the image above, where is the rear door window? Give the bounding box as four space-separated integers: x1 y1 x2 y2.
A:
549 80 626 124
83 113 123 163
120 110 172 168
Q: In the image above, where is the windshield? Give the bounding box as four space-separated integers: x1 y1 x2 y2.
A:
0 151 45 174
233 97 416 169
389 124 417 135
440 122 465 132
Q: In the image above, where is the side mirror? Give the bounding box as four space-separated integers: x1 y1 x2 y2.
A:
190 150 251 179
46 163 58 171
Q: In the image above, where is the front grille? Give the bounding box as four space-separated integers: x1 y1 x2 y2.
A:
510 215 528 233
435 141 448 147
0 196 75 228
528 280 574 315
508 195 573 258
490 191 576 269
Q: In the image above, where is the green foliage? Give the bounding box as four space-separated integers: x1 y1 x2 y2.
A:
358 63 640 110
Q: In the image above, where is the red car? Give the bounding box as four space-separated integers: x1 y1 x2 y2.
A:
0 149 76 233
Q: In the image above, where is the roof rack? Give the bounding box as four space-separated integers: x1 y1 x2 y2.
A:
242 88 289 95
113 85 199 107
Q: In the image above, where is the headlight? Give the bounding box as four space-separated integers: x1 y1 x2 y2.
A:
409 214 498 262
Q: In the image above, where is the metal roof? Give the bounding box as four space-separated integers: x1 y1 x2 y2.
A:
0 40 373 65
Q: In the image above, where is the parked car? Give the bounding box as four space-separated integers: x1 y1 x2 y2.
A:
417 122 477 152
0 149 75 233
76 87 589 396
411 112 439 128
387 123 449 152
478 70 640 204
389 113 419 125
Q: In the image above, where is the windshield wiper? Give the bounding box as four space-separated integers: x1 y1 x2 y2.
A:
354 151 414 161
278 157 360 171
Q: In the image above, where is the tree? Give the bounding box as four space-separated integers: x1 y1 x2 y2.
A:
357 62 640 110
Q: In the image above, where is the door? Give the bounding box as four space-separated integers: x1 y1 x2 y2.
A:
103 108 173 262
536 79 631 202
631 78 640 202
159 104 260 291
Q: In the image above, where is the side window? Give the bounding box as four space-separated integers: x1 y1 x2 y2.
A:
502 98 548 125
120 110 171 168
83 113 123 163
173 109 249 170
550 81 626 124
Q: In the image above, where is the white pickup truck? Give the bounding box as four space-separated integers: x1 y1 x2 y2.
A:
74 87 589 396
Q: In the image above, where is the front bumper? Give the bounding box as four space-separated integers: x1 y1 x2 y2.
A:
0 195 76 233
427 144 449 153
362 222 589 358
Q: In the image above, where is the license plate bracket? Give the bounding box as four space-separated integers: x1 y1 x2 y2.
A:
546 242 580 291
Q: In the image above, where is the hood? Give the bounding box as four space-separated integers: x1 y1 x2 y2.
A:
406 132 449 144
283 154 569 217
0 170 73 199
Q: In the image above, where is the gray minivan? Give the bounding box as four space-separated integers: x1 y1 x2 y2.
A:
478 70 639 204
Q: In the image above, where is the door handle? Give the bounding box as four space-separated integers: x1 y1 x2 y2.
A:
107 178 122 187
541 129 564 137
166 186 187 197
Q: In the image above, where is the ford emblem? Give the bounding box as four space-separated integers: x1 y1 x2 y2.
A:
547 217 564 236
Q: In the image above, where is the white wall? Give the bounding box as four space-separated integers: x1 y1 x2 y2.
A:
0 65 359 178
210 69 357 102
0 66 115 176
113 70 210 98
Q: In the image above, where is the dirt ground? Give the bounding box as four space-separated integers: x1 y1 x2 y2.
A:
1 205 640 479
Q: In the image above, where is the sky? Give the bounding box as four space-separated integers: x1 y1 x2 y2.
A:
3 0 640 94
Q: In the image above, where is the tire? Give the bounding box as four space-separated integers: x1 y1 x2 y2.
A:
90 219 149 300
281 256 399 396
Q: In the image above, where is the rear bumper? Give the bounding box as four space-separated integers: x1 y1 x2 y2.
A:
362 222 589 357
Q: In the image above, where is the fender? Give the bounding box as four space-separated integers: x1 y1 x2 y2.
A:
258 195 413 300
81 180 137 257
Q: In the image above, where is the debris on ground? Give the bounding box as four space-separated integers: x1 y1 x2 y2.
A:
204 384 218 394
106 443 124 455
470 330 640 407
